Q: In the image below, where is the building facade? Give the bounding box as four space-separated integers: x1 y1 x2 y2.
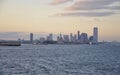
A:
93 27 98 43
30 33 33 43
80 33 88 44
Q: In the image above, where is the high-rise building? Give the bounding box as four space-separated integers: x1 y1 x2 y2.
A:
57 33 64 44
70 33 73 42
63 35 69 42
77 31 80 40
93 27 98 43
30 33 33 43
80 33 88 43
70 33 77 43
49 34 53 41
47 33 53 41
74 34 77 42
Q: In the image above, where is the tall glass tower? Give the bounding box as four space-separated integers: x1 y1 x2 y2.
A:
30 33 33 43
93 27 98 43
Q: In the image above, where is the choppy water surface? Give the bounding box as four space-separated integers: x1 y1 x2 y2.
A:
0 43 120 75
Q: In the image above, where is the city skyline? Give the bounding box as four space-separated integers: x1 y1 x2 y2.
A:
16 27 98 44
0 0 120 41
0 27 98 45
0 27 119 42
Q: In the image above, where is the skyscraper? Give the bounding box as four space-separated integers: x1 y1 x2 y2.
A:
63 35 69 42
70 33 73 42
77 30 80 40
57 33 63 44
74 34 77 43
47 33 53 41
93 27 98 43
80 33 88 43
30 33 33 43
49 34 53 41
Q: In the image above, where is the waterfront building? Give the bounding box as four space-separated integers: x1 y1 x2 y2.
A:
63 35 69 42
47 33 53 41
69 33 77 43
70 33 73 42
39 37 46 43
89 36 93 42
57 36 60 42
77 31 81 40
57 33 64 44
80 33 88 44
93 27 98 43
30 33 33 43
73 34 77 43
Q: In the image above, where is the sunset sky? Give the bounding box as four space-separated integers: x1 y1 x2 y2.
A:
0 0 120 41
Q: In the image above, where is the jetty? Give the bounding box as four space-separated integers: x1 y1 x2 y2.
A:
0 41 21 46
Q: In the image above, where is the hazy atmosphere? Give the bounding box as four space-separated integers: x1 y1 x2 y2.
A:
0 0 120 41
1 1 120 75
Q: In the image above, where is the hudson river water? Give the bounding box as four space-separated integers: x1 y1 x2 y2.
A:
0 43 120 75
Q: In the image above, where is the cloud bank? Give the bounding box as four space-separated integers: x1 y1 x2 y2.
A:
54 11 115 17
65 0 120 11
51 0 120 17
50 0 72 5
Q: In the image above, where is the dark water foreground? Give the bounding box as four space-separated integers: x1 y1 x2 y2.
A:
0 43 120 75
